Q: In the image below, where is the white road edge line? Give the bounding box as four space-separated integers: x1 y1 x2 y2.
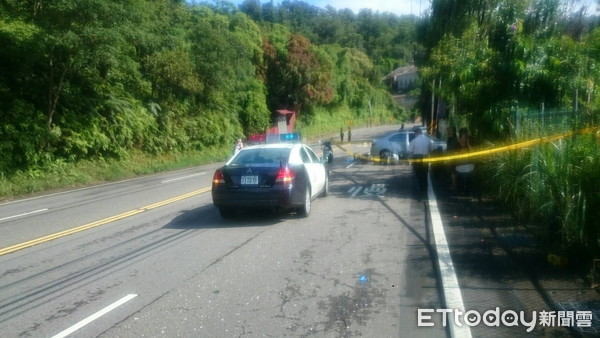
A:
345 161 356 168
427 172 472 338
161 172 206 183
51 294 138 338
0 208 48 222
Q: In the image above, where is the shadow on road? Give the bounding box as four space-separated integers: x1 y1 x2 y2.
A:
162 204 293 230
428 166 600 337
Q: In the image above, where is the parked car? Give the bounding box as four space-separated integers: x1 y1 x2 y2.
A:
370 130 446 160
211 143 329 218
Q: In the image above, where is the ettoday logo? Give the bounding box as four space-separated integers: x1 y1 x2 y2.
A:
418 308 594 332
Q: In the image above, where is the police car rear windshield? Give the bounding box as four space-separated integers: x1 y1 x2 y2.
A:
230 148 291 166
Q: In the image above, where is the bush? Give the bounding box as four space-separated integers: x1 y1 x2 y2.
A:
482 129 600 258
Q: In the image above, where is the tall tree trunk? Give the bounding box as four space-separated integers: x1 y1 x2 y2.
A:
47 58 69 129
430 79 435 129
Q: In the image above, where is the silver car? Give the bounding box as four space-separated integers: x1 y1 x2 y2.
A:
370 130 446 160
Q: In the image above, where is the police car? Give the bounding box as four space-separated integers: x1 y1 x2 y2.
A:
212 133 329 218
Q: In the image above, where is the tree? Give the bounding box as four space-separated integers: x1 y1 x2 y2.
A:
239 0 263 21
263 30 333 114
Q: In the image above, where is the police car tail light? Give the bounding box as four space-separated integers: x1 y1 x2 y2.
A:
213 170 225 184
275 167 295 184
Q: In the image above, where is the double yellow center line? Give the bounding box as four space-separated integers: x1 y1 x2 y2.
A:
0 187 211 256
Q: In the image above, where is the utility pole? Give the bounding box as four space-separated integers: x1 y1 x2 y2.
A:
430 79 435 131
368 99 373 126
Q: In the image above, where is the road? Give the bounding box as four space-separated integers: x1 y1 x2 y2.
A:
0 125 447 337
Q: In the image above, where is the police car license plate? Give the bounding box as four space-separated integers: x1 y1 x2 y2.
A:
241 176 258 185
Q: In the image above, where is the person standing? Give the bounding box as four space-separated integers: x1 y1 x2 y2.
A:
458 127 471 151
408 127 433 198
347 127 352 142
455 127 474 195
234 138 244 155
446 126 459 191
340 127 344 142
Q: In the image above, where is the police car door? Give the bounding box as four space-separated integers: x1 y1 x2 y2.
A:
300 146 325 198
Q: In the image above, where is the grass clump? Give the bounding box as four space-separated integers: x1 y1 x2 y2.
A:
482 127 600 260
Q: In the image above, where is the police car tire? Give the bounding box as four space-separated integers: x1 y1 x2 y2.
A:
298 186 311 217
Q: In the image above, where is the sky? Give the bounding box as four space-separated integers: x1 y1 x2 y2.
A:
222 0 430 16
219 0 598 17
307 0 429 16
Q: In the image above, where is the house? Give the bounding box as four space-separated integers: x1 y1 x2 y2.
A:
266 109 296 134
383 65 419 110
383 65 418 93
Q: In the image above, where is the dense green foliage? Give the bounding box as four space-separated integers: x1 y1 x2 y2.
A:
418 0 599 137
0 0 411 178
420 0 600 259
1 0 262 173
238 0 420 74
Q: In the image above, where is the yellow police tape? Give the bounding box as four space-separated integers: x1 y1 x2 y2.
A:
335 126 599 164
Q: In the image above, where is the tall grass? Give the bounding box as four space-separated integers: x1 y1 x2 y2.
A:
482 129 600 259
0 146 230 201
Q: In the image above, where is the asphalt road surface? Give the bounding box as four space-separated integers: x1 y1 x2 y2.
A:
0 125 447 337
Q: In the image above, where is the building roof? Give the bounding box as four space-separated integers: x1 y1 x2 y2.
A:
382 65 418 81
274 109 295 116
